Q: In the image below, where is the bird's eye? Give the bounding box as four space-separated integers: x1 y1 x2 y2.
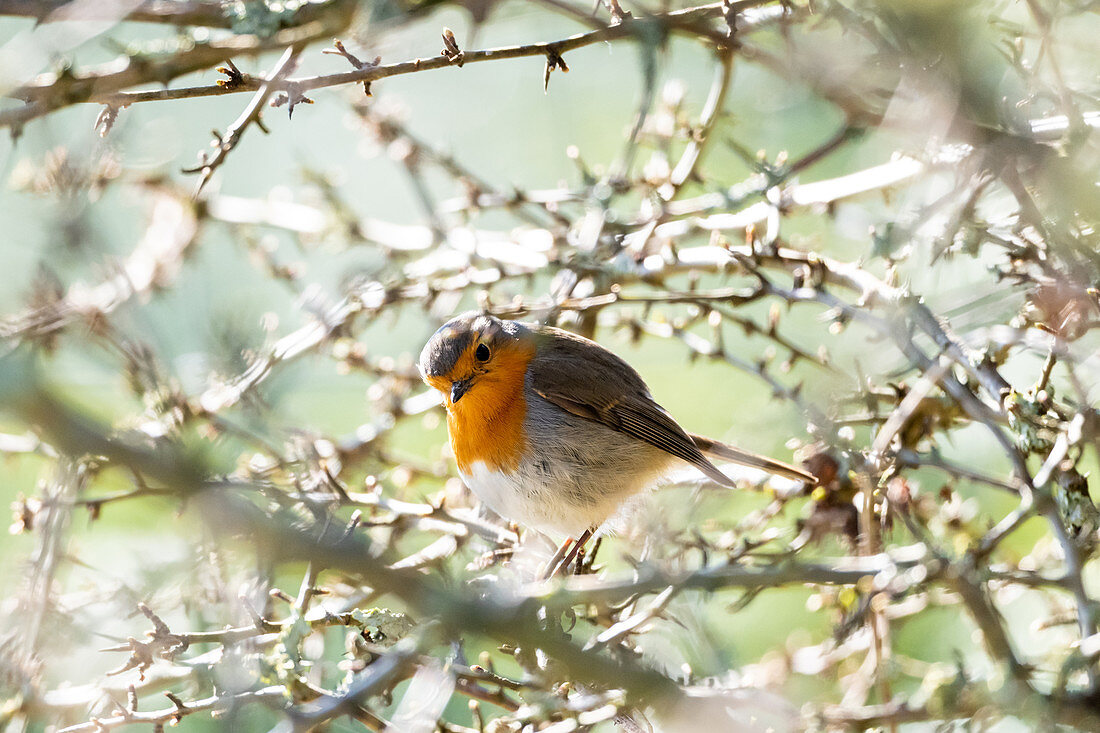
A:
475 343 491 362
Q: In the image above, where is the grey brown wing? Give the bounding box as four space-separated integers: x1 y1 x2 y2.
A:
528 326 735 488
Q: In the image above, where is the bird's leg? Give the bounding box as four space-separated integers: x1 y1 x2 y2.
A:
557 528 591 576
576 536 601 575
542 528 594 579
540 538 574 580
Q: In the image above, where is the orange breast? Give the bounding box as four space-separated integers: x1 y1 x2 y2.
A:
446 343 534 475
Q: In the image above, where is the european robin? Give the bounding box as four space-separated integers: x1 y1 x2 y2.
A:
418 312 815 561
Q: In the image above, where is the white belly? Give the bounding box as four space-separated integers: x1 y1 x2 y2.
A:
459 461 613 537
457 389 679 537
460 457 667 538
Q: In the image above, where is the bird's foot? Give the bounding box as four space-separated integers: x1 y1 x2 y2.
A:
540 528 594 580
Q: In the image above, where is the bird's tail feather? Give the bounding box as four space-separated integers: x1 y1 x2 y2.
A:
689 433 817 485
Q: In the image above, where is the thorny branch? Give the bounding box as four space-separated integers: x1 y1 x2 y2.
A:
0 1 782 134
182 45 303 193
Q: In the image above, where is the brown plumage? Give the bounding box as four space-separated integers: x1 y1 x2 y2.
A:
419 313 816 539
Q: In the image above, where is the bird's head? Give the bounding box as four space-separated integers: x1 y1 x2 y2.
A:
418 313 533 408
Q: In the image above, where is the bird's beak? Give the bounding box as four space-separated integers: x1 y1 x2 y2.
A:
450 378 472 404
